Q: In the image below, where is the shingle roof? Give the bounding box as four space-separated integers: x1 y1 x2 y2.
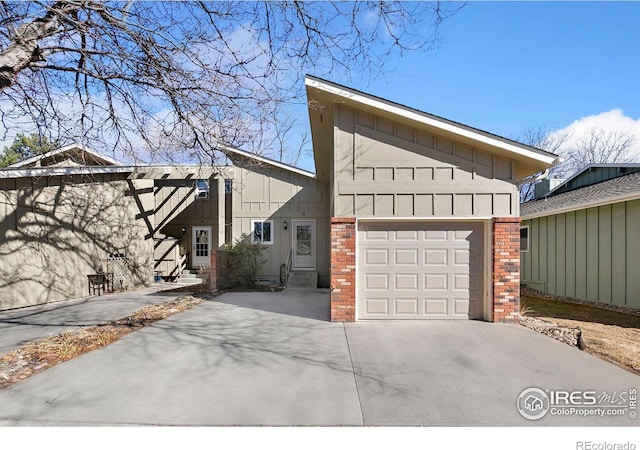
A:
521 171 640 218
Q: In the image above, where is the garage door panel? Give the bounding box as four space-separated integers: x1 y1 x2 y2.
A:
425 229 447 240
395 230 419 241
365 273 388 290
365 298 389 315
363 230 388 241
364 248 389 265
453 274 469 290
394 249 418 265
424 273 447 290
424 249 447 265
453 299 470 316
395 298 419 316
358 222 484 320
453 249 469 265
395 274 418 290
424 298 448 316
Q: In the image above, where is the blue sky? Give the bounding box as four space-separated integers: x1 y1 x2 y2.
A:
334 1 640 139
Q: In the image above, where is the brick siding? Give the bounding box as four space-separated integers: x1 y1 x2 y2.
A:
330 217 356 322
492 217 520 322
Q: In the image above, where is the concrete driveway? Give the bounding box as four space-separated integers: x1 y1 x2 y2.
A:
0 288 638 426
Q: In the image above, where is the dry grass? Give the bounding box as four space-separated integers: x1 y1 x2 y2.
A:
522 295 640 376
0 296 204 390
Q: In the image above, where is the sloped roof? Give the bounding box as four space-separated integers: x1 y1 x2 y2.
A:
545 163 640 196
521 171 640 219
7 144 122 168
218 143 316 178
305 75 559 182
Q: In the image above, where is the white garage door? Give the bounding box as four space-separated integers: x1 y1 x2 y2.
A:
358 222 484 320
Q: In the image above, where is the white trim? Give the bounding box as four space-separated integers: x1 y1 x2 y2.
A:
305 77 557 166
522 192 640 220
0 165 135 179
192 226 212 268
218 143 316 179
7 144 122 168
251 219 274 245
483 220 493 323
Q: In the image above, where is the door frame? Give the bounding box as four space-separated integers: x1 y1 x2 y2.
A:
291 219 316 270
192 225 212 267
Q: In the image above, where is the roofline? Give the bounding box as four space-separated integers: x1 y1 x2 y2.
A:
545 163 640 196
0 165 134 179
305 75 559 165
522 191 640 220
7 144 123 168
0 164 230 180
217 143 316 179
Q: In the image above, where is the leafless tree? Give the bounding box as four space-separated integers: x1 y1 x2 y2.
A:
562 127 636 175
0 1 460 165
516 125 569 202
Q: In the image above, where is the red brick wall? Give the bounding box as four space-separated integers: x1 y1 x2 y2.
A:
330 217 356 322
208 249 227 291
492 217 520 322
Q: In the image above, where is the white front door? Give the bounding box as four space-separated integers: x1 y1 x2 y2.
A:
292 220 315 269
192 226 212 267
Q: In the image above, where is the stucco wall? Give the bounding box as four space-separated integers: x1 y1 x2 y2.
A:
0 174 154 310
231 164 330 286
332 104 520 218
521 199 640 309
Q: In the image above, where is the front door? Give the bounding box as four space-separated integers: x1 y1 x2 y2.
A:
292 220 315 269
192 226 212 267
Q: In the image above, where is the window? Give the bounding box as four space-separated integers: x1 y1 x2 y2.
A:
520 226 529 252
224 179 232 193
252 220 273 245
195 179 209 199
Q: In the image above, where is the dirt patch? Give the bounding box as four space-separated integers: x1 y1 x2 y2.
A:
0 295 205 390
521 294 640 376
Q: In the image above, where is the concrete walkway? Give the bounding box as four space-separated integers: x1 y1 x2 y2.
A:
0 284 187 356
0 288 638 426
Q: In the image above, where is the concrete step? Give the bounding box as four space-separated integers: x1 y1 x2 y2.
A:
288 271 318 288
177 269 203 285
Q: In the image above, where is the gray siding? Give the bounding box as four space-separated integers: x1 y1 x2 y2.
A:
332 105 520 218
232 165 330 286
521 199 640 309
0 174 154 310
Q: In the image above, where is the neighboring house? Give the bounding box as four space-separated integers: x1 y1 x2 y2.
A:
521 164 640 310
0 77 558 322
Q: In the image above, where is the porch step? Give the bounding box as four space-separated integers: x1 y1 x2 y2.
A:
288 271 318 289
177 269 204 286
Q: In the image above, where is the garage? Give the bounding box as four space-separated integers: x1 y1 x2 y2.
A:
358 222 484 320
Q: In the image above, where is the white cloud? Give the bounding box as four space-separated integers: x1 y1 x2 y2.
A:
551 109 640 157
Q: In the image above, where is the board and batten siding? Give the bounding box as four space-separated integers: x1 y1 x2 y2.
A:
232 164 330 286
521 199 640 309
332 104 520 218
0 174 154 310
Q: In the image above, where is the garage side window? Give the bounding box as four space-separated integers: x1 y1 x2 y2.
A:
252 220 273 245
520 226 529 252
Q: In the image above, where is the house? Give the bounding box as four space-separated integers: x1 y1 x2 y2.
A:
521 164 640 310
0 76 558 321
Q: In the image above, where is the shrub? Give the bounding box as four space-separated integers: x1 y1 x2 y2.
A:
223 233 266 287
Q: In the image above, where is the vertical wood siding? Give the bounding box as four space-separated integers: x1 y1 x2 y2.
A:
521 199 640 309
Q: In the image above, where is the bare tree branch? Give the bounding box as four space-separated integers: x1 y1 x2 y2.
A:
0 1 460 165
